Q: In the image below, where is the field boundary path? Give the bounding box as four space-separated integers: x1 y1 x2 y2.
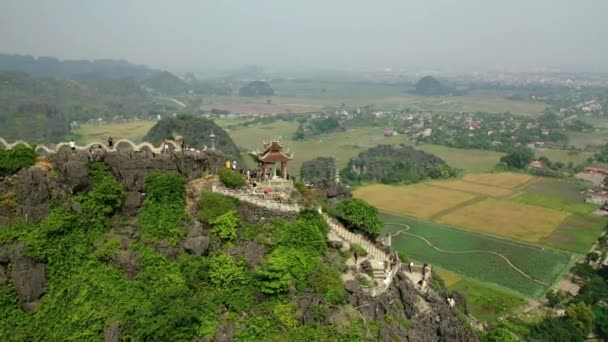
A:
386 223 550 287
428 195 487 220
211 185 405 296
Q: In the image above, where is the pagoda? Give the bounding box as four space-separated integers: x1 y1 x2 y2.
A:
250 140 293 179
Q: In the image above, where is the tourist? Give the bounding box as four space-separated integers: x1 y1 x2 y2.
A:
232 160 238 170
226 160 231 169
108 137 113 149
354 251 359 264
180 140 185 153
163 140 170 154
69 139 76 155
246 170 250 181
408 261 413 273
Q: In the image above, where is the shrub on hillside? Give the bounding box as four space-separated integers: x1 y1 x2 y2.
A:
210 210 239 241
0 145 37 176
198 192 237 222
138 172 186 239
336 198 382 236
219 168 246 189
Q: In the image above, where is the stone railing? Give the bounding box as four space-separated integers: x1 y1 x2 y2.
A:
211 185 301 213
0 138 183 154
212 185 400 297
319 211 402 296
320 211 389 262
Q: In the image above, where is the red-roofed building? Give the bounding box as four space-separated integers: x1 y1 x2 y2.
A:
250 140 293 179
585 167 608 175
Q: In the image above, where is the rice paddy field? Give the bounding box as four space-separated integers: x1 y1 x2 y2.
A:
356 172 605 254
382 213 572 298
437 198 570 243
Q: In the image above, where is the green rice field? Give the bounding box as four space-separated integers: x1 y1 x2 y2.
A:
381 213 573 298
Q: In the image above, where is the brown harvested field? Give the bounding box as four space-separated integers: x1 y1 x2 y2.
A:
462 173 535 189
437 198 569 243
430 180 513 197
353 183 477 219
199 100 322 114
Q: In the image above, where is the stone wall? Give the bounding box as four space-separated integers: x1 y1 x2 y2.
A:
236 200 298 224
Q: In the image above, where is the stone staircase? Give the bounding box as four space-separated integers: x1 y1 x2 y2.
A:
320 211 389 262
212 184 400 296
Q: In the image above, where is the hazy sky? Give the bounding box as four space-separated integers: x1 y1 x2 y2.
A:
1 0 607 72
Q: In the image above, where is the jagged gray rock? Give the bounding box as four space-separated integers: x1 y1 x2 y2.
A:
103 321 121 342
15 167 52 221
0 264 7 284
123 191 142 216
183 236 210 256
109 250 141 279
214 323 234 342
11 254 47 313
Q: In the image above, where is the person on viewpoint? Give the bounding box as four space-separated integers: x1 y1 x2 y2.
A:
69 139 76 155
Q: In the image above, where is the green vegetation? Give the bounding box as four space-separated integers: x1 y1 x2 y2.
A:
144 115 240 158
210 210 239 241
595 143 608 163
499 146 533 169
294 116 344 140
0 145 37 176
540 214 606 254
137 172 186 239
341 145 458 184
336 198 383 236
512 192 597 216
436 269 526 324
382 213 572 298
198 192 237 222
218 167 246 189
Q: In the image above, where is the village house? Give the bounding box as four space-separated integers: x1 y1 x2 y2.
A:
383 129 398 137
529 160 546 169
586 191 608 205
585 167 608 175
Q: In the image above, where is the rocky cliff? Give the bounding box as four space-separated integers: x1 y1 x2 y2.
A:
0 150 478 341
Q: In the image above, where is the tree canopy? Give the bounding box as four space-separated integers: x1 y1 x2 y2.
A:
500 146 534 169
144 115 240 159
336 198 383 236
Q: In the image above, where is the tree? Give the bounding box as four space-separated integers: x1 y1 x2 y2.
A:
546 289 566 308
256 254 293 295
0 145 37 176
500 147 533 169
565 302 594 336
336 198 383 236
585 252 600 264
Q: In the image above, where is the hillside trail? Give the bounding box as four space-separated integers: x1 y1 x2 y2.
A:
385 223 550 287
